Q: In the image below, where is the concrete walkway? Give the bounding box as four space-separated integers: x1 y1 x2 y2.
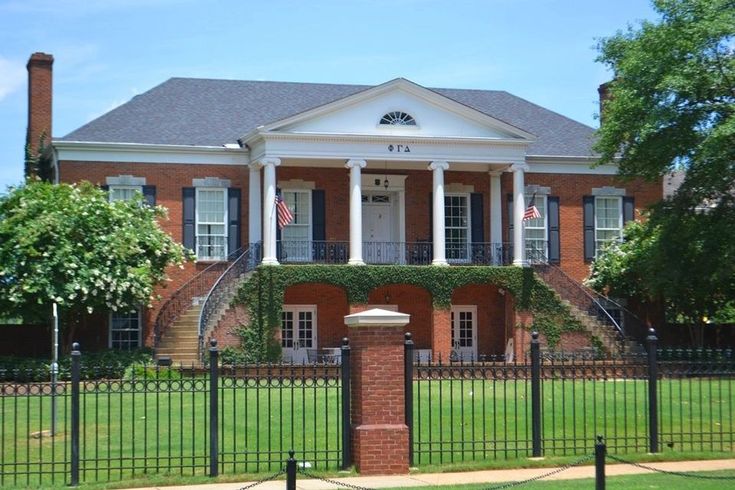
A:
126 459 735 490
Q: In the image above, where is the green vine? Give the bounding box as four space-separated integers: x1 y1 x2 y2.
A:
232 265 585 358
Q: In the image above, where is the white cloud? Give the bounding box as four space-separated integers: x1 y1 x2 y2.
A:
0 57 25 102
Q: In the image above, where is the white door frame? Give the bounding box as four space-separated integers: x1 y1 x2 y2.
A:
281 305 317 363
450 305 478 361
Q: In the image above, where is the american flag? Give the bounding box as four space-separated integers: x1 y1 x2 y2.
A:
523 194 541 221
275 194 294 229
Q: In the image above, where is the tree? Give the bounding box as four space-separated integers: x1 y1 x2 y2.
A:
590 0 735 337
0 181 192 344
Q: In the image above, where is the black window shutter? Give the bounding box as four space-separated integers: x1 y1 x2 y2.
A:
470 193 484 243
312 190 326 241
227 188 241 258
182 188 196 252
312 189 326 261
583 196 595 262
547 196 560 264
623 196 635 225
142 185 156 206
100 185 109 193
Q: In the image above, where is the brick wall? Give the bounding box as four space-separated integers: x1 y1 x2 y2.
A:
283 283 349 348
367 284 432 349
501 172 662 282
452 284 506 356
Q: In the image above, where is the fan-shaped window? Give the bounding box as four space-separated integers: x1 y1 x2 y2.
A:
379 111 416 126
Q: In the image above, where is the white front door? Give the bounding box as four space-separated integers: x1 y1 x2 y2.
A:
363 193 398 263
451 306 477 361
281 306 317 363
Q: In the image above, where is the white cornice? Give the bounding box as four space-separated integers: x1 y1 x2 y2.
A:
53 140 249 165
526 155 618 175
257 131 530 148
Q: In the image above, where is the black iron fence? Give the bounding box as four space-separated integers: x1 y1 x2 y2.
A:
0 341 349 487
405 331 735 466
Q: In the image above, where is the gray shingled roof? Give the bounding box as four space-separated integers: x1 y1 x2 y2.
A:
61 78 597 157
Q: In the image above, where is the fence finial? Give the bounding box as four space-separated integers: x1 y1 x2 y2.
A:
405 332 412 341
210 338 218 348
342 337 349 347
72 342 80 352
531 331 539 341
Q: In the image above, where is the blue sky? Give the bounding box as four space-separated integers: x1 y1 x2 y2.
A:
0 0 658 190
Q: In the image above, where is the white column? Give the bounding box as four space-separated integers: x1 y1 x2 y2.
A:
248 163 262 247
511 163 529 267
429 161 449 266
261 157 281 265
346 159 367 265
489 171 503 245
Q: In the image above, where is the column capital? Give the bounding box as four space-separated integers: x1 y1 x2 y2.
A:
510 163 529 173
488 169 504 177
429 160 449 171
249 161 262 171
345 158 367 169
259 157 281 167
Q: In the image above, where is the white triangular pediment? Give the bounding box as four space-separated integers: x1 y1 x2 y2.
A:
259 78 534 142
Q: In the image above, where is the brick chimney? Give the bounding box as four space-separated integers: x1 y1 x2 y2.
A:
26 52 54 157
597 80 611 124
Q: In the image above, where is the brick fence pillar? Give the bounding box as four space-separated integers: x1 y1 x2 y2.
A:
431 308 452 362
345 308 411 475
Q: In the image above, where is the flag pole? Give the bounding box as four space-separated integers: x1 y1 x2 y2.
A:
51 302 59 436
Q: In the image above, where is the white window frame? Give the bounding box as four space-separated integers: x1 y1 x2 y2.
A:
594 196 623 257
280 189 312 262
281 305 318 363
109 309 142 350
444 193 471 263
195 187 228 261
108 185 142 203
450 305 477 360
524 194 548 263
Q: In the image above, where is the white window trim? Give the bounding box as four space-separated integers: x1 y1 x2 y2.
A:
108 309 142 350
280 188 313 262
524 193 548 262
450 305 478 359
108 184 143 202
445 192 471 264
195 187 228 261
281 305 318 349
594 195 623 257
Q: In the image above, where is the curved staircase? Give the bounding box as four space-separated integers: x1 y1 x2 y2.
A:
153 246 259 365
531 261 645 356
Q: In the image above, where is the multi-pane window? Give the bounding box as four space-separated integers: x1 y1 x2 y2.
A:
109 309 141 350
595 196 623 256
445 194 470 262
196 188 227 261
109 185 141 202
281 307 315 349
281 190 311 261
525 194 547 262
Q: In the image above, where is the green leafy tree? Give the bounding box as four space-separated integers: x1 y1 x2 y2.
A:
0 181 192 346
24 132 54 182
591 0 735 339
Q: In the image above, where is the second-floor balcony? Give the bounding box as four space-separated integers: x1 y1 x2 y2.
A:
271 241 526 266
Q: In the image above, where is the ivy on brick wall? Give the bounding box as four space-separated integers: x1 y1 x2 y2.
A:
232 265 586 357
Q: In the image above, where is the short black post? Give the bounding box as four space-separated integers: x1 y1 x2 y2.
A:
286 450 297 490
530 331 542 457
595 435 606 490
646 328 659 453
404 332 415 466
340 337 351 470
209 339 219 477
70 342 81 486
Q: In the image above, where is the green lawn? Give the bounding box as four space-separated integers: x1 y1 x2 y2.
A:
1 376 733 487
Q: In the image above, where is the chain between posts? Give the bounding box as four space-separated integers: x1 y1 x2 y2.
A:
606 454 735 480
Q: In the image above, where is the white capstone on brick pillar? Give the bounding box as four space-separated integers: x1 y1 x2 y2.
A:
249 163 262 246
429 160 449 266
261 157 281 265
489 170 503 246
346 159 367 265
511 163 528 267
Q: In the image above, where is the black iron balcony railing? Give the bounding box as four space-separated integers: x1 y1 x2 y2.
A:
275 240 512 265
